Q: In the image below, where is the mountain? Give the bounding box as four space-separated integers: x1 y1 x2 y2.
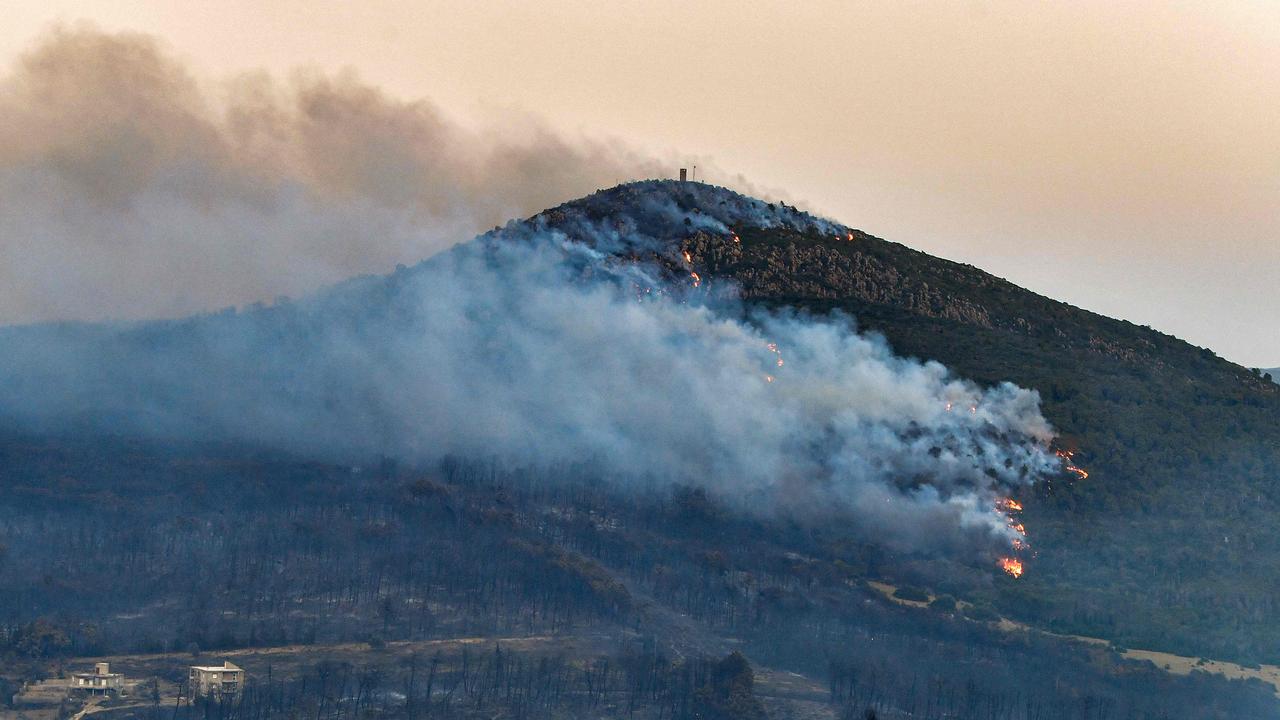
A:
529 181 1280 661
2 180 1279 718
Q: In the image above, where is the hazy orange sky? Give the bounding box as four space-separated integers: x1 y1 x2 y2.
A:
3 1 1277 366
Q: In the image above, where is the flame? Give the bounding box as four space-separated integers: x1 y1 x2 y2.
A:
764 374 774 383
690 272 701 288
765 342 784 368
731 233 741 244
846 232 855 241
1054 449 1089 480
998 557 1024 578
989 446 1091 581
682 250 692 264
996 498 1028 575
945 401 953 412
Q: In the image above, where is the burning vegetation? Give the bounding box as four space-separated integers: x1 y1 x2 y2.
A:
999 557 1025 578
993 448 1091 578
1056 449 1089 480
996 496 1030 578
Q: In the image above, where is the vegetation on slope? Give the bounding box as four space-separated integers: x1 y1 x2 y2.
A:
592 181 1280 665
3 179 1279 715
1 437 1275 718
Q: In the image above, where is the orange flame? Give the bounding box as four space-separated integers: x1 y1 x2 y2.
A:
998 557 1024 578
1055 450 1090 480
682 250 692 264
690 272 701 288
765 341 785 368
731 233 741 244
996 498 1028 576
846 232 855 241
998 498 1023 512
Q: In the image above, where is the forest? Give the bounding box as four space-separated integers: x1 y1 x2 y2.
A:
1 431 1275 718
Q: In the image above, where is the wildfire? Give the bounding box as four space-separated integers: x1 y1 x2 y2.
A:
765 342 785 368
764 374 774 383
1055 449 1089 480
682 250 693 263
847 232 855 241
996 497 1028 577
690 272 701 288
731 233 741 244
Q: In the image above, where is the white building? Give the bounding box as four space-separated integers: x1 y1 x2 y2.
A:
189 662 244 699
72 663 125 695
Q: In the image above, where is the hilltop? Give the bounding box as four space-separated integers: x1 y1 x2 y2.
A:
513 180 1280 663
2 180 1280 717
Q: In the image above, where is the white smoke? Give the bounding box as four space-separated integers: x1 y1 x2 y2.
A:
0 181 1058 554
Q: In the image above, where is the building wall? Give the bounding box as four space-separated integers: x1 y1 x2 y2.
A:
190 668 243 698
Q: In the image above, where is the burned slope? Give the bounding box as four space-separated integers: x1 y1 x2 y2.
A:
2 436 1278 719
528 180 1280 664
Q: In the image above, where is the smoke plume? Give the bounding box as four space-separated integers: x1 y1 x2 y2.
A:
0 181 1058 555
0 25 667 325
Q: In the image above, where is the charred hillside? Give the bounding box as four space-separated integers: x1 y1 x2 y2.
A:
534 180 1280 664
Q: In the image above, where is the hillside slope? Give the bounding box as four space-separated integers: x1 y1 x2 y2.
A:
2 180 1280 715
530 181 1280 663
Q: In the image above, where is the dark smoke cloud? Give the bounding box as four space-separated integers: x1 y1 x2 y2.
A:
0 25 669 325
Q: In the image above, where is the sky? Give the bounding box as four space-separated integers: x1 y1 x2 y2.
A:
1 1 1277 366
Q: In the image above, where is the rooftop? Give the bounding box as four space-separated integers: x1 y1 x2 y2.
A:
191 662 242 672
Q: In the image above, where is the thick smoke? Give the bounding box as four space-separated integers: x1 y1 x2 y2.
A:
0 181 1058 555
0 25 670 325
